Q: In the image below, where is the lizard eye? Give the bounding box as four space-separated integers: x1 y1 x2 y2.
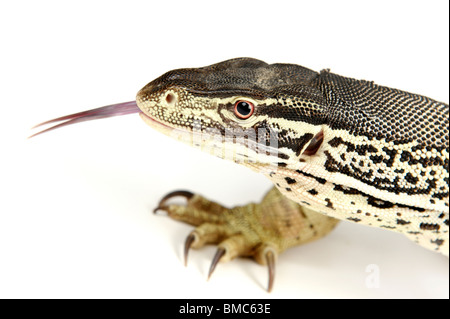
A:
234 101 254 119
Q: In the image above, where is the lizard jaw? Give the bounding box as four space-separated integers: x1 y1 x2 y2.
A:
139 112 175 135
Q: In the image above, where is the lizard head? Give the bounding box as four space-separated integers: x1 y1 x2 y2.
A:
31 58 326 170
136 58 326 168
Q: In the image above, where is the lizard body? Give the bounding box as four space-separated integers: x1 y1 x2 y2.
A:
33 58 449 291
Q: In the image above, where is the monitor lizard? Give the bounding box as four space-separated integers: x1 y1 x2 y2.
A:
32 58 449 292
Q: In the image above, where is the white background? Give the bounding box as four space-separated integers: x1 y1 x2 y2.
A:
0 0 448 299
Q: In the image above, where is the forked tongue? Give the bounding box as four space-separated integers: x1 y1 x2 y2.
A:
30 101 140 138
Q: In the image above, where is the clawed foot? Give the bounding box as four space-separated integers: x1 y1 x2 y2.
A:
154 190 277 291
154 188 338 292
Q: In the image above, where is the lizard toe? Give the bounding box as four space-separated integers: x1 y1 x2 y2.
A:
183 223 233 266
206 236 279 292
154 191 228 225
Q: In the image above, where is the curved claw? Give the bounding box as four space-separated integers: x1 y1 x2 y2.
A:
184 232 196 266
207 247 226 280
265 250 276 293
154 190 194 214
153 205 168 215
159 190 194 206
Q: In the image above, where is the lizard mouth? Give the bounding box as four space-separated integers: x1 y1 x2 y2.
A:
139 111 204 145
138 111 174 132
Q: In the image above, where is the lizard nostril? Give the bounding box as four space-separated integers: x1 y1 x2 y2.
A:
165 92 176 105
